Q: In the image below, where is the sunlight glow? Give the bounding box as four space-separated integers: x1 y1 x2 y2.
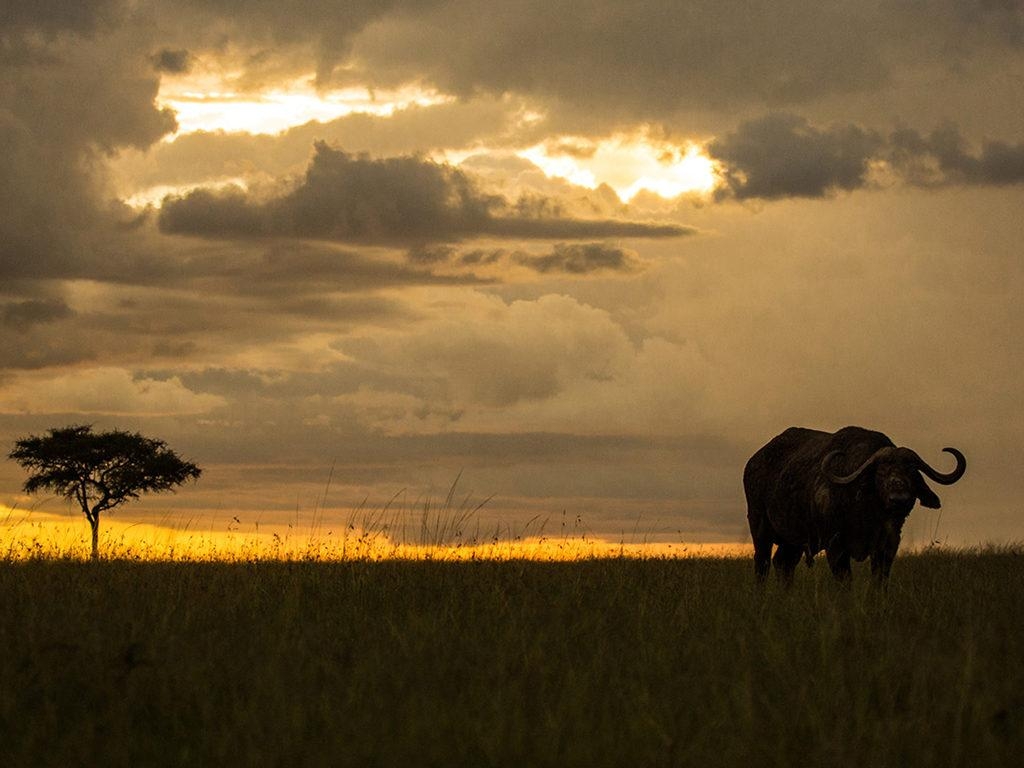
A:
155 71 719 202
517 133 720 201
0 510 751 562
518 147 599 189
159 73 453 136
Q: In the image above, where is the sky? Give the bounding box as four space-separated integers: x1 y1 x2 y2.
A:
1 0 1022 548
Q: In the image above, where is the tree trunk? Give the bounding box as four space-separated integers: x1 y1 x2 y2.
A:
90 516 100 561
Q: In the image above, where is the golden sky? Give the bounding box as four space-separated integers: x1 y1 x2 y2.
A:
1 1 1023 548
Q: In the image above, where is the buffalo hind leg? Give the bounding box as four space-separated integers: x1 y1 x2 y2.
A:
748 510 774 582
753 540 772 582
772 543 803 586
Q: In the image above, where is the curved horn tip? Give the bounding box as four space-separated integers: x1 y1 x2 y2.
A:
920 446 967 484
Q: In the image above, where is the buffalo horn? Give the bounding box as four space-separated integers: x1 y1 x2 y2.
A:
821 447 893 484
912 447 967 485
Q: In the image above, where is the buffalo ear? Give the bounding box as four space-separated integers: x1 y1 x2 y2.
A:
915 475 941 509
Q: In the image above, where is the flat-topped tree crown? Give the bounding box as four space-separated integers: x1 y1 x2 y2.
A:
9 425 202 559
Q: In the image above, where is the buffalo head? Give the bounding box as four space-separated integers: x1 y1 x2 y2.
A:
822 445 966 514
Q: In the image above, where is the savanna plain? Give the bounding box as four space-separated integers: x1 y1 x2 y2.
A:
1 548 1022 767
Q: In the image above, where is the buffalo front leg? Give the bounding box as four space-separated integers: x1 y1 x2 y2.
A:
826 545 852 583
870 552 894 583
871 522 903 584
772 543 804 586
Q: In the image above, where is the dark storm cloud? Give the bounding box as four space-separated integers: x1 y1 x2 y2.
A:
707 114 1024 200
407 245 506 268
158 143 693 244
1 299 75 331
406 245 458 265
182 242 492 295
890 124 1024 187
0 298 93 370
709 113 884 200
457 249 506 267
158 0 425 86
515 244 642 275
157 143 492 242
483 217 686 240
0 0 123 37
340 0 1023 126
44 1 1012 155
151 48 193 73
406 243 643 275
0 334 96 371
0 8 176 282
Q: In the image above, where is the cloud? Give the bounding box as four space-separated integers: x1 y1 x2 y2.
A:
158 142 694 244
1 299 75 331
706 114 1024 200
407 242 644 277
335 293 636 409
163 241 492 299
709 113 883 200
151 48 193 73
515 243 643 275
98 1 1018 135
342 0 1023 128
0 367 226 416
889 124 1024 187
0 0 123 37
112 98 524 192
0 10 176 281
143 0 405 88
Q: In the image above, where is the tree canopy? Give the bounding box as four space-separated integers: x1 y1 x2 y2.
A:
9 425 202 558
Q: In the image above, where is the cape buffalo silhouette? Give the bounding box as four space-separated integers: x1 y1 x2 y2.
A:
744 426 966 583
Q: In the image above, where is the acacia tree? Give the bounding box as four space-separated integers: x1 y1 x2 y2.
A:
9 425 202 560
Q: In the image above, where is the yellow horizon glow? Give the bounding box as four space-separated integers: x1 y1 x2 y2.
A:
1 508 751 561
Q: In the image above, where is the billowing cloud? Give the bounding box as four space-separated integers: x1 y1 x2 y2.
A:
707 114 1024 200
336 293 636 409
709 113 883 200
158 142 693 244
342 0 1023 130
0 5 176 282
890 124 1024 187
92 1 1017 137
0 367 226 416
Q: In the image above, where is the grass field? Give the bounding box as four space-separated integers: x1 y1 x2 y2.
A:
1 550 1022 767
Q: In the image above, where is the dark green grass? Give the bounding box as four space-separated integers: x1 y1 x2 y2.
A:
1 551 1022 767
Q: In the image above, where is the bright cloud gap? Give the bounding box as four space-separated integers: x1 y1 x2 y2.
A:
159 74 454 136
155 71 720 203
518 135 720 201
